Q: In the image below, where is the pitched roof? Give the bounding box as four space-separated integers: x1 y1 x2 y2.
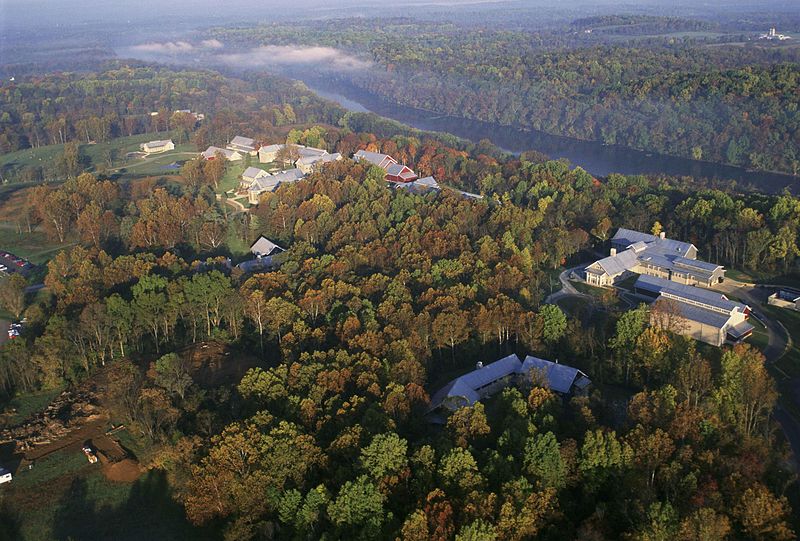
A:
429 354 522 410
397 176 442 193
297 146 328 159
594 248 640 276
673 257 722 272
143 139 172 149
242 167 268 180
672 301 732 329
259 144 283 153
354 150 397 168
728 320 755 339
612 228 695 257
230 135 256 149
517 355 590 394
415 176 440 189
250 236 283 256
635 275 746 313
270 168 304 183
202 146 240 160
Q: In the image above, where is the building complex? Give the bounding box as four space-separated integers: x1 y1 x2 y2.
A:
634 275 753 347
428 353 590 413
585 228 724 288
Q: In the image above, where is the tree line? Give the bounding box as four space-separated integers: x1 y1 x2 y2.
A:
0 152 796 539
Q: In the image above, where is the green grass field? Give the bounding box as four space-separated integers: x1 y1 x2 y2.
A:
2 388 64 427
218 161 248 194
4 446 216 541
764 305 800 376
0 224 74 265
0 132 198 182
748 317 770 356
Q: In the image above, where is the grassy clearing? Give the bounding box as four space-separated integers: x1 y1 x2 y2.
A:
764 305 800 376
747 317 770 356
112 145 197 179
572 281 601 296
1 132 181 177
217 161 249 194
2 388 64 427
225 226 251 257
0 225 73 266
11 448 87 490
6 448 216 541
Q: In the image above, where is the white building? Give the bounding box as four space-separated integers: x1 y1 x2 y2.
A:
201 146 242 161
768 290 800 311
241 167 270 188
247 168 304 204
759 28 792 41
0 466 11 484
258 143 334 171
296 152 342 174
250 235 284 257
258 144 283 163
140 140 175 154
634 275 753 347
227 136 258 156
353 150 398 169
585 228 724 288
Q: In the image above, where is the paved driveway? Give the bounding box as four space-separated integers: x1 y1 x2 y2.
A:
720 279 800 465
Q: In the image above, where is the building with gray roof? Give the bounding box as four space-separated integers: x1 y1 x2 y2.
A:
428 353 590 414
247 168 304 204
227 136 257 155
585 228 724 288
202 146 243 161
353 150 398 170
241 167 269 188
633 274 753 347
518 355 592 395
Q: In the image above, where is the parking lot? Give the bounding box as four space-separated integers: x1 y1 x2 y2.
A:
0 251 32 276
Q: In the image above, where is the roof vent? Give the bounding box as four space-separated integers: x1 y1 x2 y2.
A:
660 232 666 239
476 361 484 369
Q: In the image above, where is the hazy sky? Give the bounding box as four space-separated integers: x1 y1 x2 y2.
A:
1 0 796 51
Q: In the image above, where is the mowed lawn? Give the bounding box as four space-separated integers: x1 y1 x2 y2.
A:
4 447 216 541
764 305 800 376
0 132 197 180
0 224 75 265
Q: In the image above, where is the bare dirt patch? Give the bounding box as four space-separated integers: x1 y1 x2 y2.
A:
0 381 106 457
178 340 261 387
102 458 142 482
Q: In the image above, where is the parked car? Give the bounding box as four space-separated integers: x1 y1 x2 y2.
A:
82 446 98 464
0 467 12 484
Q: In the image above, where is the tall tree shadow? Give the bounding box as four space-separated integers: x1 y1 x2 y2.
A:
52 470 218 541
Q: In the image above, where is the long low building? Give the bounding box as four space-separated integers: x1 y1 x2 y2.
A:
428 353 590 413
201 146 243 161
227 136 258 155
634 274 753 347
585 228 724 288
140 139 175 154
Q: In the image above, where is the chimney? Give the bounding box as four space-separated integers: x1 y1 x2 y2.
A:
610 248 617 256
659 232 666 240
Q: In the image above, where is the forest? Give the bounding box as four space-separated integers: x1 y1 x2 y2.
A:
208 18 800 175
0 64 346 160
1 112 799 538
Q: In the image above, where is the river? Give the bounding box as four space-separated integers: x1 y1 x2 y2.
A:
306 79 800 195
